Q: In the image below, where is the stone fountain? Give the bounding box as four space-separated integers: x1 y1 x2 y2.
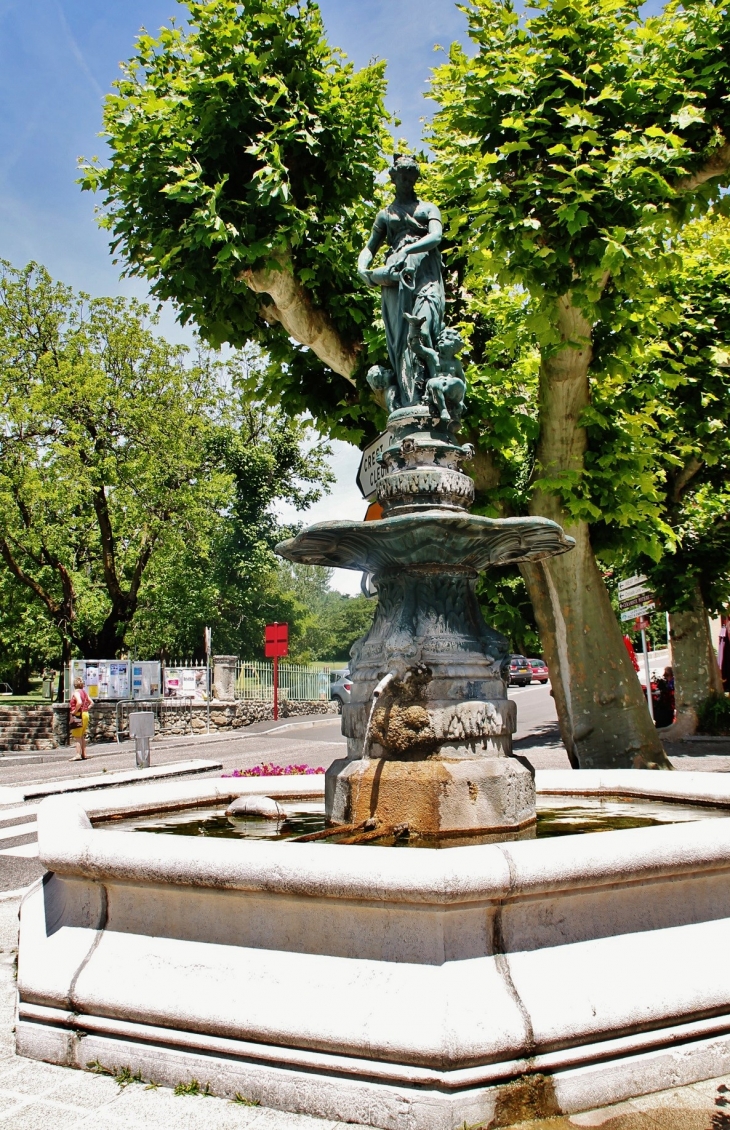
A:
20 154 730 1130
277 152 574 842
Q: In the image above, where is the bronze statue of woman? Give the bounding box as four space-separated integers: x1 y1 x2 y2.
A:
357 154 445 408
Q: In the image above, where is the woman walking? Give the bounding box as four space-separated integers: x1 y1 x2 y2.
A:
68 676 92 761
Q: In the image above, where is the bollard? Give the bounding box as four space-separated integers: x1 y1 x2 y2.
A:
129 711 155 769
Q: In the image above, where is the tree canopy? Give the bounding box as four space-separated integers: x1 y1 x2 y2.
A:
616 216 730 617
0 261 346 679
79 0 392 442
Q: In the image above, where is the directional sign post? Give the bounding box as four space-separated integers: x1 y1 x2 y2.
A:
618 574 656 621
617 576 655 721
357 430 395 500
265 623 289 722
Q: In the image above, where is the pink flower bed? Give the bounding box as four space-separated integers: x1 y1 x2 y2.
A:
223 763 325 778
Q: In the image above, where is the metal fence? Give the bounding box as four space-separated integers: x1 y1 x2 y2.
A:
235 660 331 702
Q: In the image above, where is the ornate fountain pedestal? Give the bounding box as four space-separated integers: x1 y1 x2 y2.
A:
278 407 574 841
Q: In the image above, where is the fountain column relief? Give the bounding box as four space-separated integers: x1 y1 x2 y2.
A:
277 155 574 840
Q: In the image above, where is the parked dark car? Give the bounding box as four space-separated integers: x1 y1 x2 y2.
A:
508 656 532 687
528 658 549 685
330 670 352 713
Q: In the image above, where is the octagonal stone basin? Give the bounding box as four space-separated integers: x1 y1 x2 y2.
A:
16 770 730 1130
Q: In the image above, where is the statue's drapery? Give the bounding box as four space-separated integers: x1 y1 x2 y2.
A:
368 201 445 406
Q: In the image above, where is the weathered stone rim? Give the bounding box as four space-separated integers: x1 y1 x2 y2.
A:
33 769 730 904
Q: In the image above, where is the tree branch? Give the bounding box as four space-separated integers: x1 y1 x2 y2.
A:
675 141 730 193
0 537 59 615
239 251 358 383
92 484 125 606
669 455 703 504
128 530 157 605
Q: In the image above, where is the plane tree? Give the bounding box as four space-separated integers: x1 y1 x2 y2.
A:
424 0 730 765
0 261 229 686
613 217 730 732
0 264 336 682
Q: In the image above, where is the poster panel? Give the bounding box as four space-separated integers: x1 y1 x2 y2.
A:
164 667 209 701
70 660 130 699
131 662 162 699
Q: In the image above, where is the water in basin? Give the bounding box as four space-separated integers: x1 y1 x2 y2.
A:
100 795 730 847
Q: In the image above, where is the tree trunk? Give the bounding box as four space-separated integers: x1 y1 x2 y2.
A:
241 252 358 382
663 583 724 738
521 296 671 769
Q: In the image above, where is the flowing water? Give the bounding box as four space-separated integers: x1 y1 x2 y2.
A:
100 795 730 847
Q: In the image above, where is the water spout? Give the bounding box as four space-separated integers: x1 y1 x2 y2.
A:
361 671 396 761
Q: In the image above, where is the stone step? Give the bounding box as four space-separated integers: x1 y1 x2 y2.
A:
0 724 55 733
0 708 54 718
0 732 55 744
0 727 55 734
0 752 66 765
0 722 55 731
0 743 56 751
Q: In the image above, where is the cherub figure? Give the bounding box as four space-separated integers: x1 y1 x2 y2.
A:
425 327 466 427
404 312 439 387
366 364 400 414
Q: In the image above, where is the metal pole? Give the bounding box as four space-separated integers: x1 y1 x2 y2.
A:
641 626 654 722
273 654 279 722
205 627 211 734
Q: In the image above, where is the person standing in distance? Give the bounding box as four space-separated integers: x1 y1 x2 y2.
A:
68 676 92 761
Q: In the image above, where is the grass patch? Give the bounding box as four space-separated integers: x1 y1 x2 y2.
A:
86 1061 143 1089
231 1093 261 1106
174 1078 212 1097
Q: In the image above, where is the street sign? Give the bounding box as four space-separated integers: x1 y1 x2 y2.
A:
357 430 394 499
365 501 383 521
618 576 657 720
617 574 648 595
265 623 289 658
619 593 654 610
620 603 655 621
265 623 288 722
618 575 655 621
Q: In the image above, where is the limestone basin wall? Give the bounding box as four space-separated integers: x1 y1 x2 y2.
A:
15 769 730 1130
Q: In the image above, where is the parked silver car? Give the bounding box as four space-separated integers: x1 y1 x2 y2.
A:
330 669 352 713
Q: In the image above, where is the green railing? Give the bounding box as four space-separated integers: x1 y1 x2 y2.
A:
235 660 331 702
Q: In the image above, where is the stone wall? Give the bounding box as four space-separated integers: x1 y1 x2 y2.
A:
52 698 337 747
